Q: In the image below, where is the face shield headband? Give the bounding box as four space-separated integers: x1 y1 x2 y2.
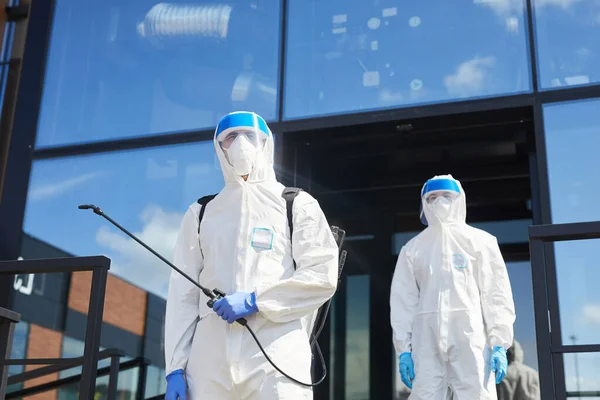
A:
215 112 270 148
419 178 461 226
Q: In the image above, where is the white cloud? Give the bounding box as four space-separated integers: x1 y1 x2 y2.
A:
444 56 495 98
581 304 600 325
474 0 523 17
379 88 403 104
537 0 583 8
96 204 184 298
475 0 583 20
28 172 101 201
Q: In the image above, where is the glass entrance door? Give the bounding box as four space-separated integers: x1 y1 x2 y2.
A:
529 220 600 399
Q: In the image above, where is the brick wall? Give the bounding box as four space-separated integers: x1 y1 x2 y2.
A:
68 271 147 336
24 324 63 400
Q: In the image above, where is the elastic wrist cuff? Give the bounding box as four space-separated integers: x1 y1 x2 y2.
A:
166 369 184 380
246 292 258 311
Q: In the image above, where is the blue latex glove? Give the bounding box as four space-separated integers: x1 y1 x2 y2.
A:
399 352 415 389
165 369 186 400
213 291 259 323
491 346 508 384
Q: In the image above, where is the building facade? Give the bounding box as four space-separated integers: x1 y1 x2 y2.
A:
1 0 600 399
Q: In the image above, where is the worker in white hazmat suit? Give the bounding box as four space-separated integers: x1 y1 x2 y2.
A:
390 174 516 399
163 111 339 400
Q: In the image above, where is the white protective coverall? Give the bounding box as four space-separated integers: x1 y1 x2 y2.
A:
390 174 516 399
164 111 339 399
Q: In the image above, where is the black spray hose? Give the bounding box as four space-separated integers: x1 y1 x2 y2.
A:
78 204 328 387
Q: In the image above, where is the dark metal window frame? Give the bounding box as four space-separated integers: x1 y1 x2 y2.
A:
1 1 600 400
529 221 600 400
24 0 600 162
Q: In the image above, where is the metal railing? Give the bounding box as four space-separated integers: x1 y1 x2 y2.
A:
0 256 111 400
6 348 124 398
0 305 20 398
5 348 151 399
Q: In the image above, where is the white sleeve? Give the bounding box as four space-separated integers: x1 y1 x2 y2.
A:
390 246 420 355
254 193 339 323
476 235 516 349
164 205 203 375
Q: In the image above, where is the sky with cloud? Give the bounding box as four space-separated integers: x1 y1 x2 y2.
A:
18 0 600 396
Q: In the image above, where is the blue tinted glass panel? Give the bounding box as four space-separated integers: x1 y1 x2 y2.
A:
555 239 600 346
533 0 600 90
36 1 281 148
346 275 369 399
543 98 600 224
563 352 600 397
23 141 224 298
145 366 167 398
58 337 140 398
8 321 28 376
5 321 29 394
284 0 531 119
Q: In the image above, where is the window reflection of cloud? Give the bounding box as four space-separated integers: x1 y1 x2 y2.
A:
28 172 104 201
581 304 600 325
444 56 495 98
95 204 183 298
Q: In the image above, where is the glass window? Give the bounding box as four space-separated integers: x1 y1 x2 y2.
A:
329 298 336 400
346 274 369 400
284 0 531 119
58 336 140 400
145 365 167 398
543 98 600 224
36 0 281 148
6 321 29 394
506 262 539 372
563 352 600 399
23 141 224 298
533 0 600 90
554 239 600 346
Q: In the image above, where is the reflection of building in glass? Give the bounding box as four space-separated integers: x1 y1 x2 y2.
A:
137 3 233 44
5 234 167 399
497 340 541 400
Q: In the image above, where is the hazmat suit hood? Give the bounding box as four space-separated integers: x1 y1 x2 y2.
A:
497 339 541 399
213 111 277 185
507 339 524 365
420 174 467 227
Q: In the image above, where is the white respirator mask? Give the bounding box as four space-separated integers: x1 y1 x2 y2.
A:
224 135 258 176
431 196 453 220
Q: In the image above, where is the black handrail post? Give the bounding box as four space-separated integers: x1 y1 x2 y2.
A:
0 308 20 399
80 265 109 400
0 323 14 399
107 354 120 400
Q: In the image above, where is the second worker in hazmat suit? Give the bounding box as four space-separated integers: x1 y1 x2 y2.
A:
390 174 516 399
163 111 339 399
496 340 541 400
